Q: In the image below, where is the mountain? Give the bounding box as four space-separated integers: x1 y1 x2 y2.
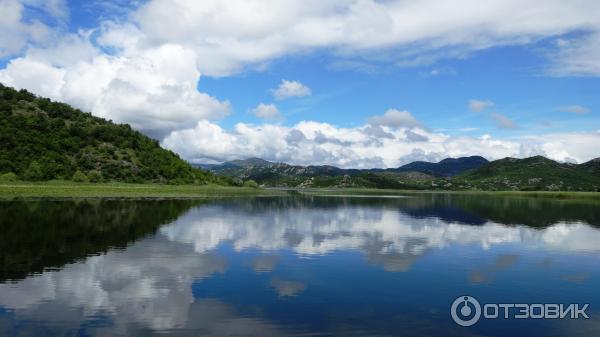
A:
228 157 272 167
204 157 467 188
0 83 221 184
204 158 367 187
390 156 489 177
454 156 600 191
580 157 600 175
209 155 488 180
205 155 600 191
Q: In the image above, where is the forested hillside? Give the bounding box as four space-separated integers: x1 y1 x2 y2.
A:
204 156 600 191
454 156 600 191
0 84 221 184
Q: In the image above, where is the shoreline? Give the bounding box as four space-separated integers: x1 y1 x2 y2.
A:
291 187 600 200
0 182 285 199
1 182 600 200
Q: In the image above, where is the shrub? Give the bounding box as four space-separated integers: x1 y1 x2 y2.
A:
0 172 18 182
87 170 103 183
72 170 88 183
23 161 44 181
242 179 259 188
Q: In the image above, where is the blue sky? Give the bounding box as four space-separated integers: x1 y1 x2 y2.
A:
201 47 599 135
1 0 599 167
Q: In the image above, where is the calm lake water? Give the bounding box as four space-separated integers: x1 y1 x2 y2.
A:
1 194 599 336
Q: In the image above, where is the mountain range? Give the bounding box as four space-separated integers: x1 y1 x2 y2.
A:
202 155 600 191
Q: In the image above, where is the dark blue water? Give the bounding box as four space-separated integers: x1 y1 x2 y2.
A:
0 195 599 336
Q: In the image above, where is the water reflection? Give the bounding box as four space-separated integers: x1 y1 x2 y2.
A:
162 196 600 258
1 195 599 336
0 199 204 281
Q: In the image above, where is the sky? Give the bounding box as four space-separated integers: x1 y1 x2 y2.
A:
0 0 599 168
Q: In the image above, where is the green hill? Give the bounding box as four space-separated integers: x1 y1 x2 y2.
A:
454 156 600 191
201 158 436 188
0 83 222 184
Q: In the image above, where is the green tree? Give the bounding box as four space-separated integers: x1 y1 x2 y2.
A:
0 172 18 182
72 170 88 182
243 179 259 188
23 161 44 181
87 170 103 183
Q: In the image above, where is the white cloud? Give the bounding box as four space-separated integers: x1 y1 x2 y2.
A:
272 79 311 100
162 115 600 168
251 103 282 119
469 99 494 112
520 131 600 163
0 0 61 57
102 0 600 77
548 32 600 77
490 112 518 129
367 109 422 128
558 105 590 114
422 67 456 77
1 0 599 163
0 36 231 138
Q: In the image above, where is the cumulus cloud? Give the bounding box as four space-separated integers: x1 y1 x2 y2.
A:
2 0 600 164
162 116 600 167
519 131 600 163
0 35 231 138
490 112 518 129
558 105 590 114
272 79 311 100
251 103 282 119
0 0 66 57
404 130 429 142
469 99 494 112
121 0 600 77
368 109 422 128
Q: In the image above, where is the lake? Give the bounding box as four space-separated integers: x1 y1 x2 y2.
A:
1 194 599 336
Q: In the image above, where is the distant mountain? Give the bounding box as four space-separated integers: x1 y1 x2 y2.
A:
203 156 483 188
204 158 366 187
204 155 600 191
580 157 600 175
208 155 489 179
228 157 272 167
454 156 600 191
391 156 489 177
0 83 221 184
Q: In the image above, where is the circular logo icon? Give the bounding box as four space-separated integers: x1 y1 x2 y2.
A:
451 295 481 327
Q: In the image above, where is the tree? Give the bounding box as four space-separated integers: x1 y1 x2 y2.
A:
72 170 88 183
243 179 259 188
87 170 103 183
0 172 18 182
23 161 44 181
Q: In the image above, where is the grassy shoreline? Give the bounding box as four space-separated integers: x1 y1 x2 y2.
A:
295 187 600 200
2 182 600 200
0 181 286 198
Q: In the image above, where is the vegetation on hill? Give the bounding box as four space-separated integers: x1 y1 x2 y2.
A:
206 156 600 191
0 84 224 184
453 156 600 191
202 158 438 189
389 155 489 177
